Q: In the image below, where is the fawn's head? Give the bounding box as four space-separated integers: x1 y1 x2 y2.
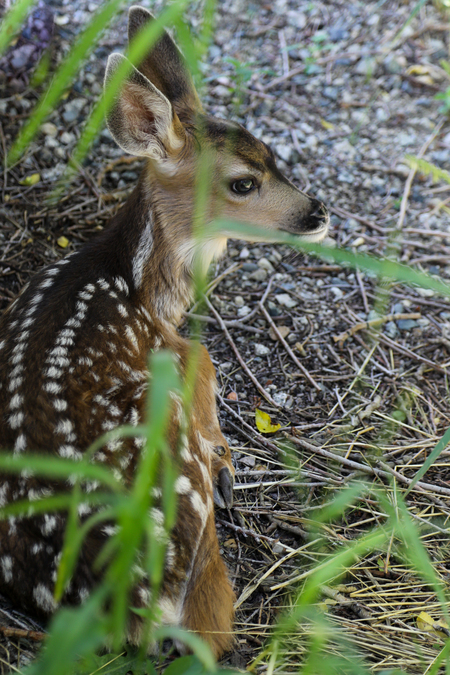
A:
104 7 329 278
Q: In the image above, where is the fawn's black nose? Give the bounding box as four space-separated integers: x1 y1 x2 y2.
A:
303 198 329 232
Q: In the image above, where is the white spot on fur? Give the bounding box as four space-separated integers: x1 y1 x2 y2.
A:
117 304 128 317
33 584 57 612
138 586 150 606
175 475 192 495
77 356 93 367
55 419 74 436
78 587 89 602
59 445 82 460
43 381 63 394
158 595 181 625
114 277 129 295
14 434 26 454
40 278 54 289
66 317 82 328
9 393 24 410
8 376 23 391
103 524 119 536
45 366 64 379
9 411 24 429
125 325 138 349
53 399 68 411
190 490 207 524
140 306 152 323
0 484 9 507
132 219 153 289
41 515 58 536
165 541 176 570
1 556 13 583
97 278 110 291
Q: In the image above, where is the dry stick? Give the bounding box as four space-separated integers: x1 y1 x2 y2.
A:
333 313 422 346
260 304 321 391
258 280 321 391
0 626 46 642
205 296 279 407
378 333 448 374
288 434 450 499
397 117 445 231
328 343 377 417
330 206 387 234
188 312 263 334
216 517 296 551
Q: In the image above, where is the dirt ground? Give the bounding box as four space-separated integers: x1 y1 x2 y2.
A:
1 0 450 672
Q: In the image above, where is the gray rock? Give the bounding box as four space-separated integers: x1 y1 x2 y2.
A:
255 343 271 356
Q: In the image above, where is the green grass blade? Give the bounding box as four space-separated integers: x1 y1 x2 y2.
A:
404 425 450 496
0 0 37 56
58 0 193 193
7 0 125 166
213 219 450 298
0 452 122 490
405 155 450 185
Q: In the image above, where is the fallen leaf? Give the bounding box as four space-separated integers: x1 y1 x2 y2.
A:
20 173 40 186
269 325 290 340
57 236 70 248
321 118 334 130
417 611 449 638
255 409 281 434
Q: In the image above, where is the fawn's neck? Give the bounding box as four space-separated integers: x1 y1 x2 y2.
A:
103 172 200 325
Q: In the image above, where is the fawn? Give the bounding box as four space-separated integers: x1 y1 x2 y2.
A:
0 6 329 659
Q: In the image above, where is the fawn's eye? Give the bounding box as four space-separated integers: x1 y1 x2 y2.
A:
214 445 226 457
231 178 256 195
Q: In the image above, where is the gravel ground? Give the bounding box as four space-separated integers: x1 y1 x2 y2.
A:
1 0 450 672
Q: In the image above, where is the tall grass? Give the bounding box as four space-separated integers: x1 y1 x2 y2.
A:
1 1 450 674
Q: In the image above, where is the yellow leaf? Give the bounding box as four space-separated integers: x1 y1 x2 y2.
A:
407 65 430 76
57 236 70 249
417 611 449 638
20 173 40 186
255 409 281 434
321 118 334 130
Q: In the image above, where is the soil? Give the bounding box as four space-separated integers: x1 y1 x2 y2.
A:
1 0 450 672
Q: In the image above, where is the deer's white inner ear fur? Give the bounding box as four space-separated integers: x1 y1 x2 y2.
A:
105 53 185 160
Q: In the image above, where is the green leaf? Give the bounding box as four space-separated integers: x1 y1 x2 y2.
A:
24 591 108 675
162 655 206 675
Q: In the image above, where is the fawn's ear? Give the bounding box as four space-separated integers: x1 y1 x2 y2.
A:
104 52 186 161
128 6 202 123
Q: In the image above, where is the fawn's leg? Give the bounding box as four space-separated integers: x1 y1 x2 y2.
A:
181 519 235 658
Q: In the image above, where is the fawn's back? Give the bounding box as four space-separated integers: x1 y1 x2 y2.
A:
0 5 329 658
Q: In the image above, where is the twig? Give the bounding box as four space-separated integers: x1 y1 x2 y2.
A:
205 296 279 407
378 334 448 374
328 343 377 417
397 118 445 231
217 518 295 550
0 626 46 642
330 206 387 234
259 280 321 391
333 313 421 346
287 434 450 498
